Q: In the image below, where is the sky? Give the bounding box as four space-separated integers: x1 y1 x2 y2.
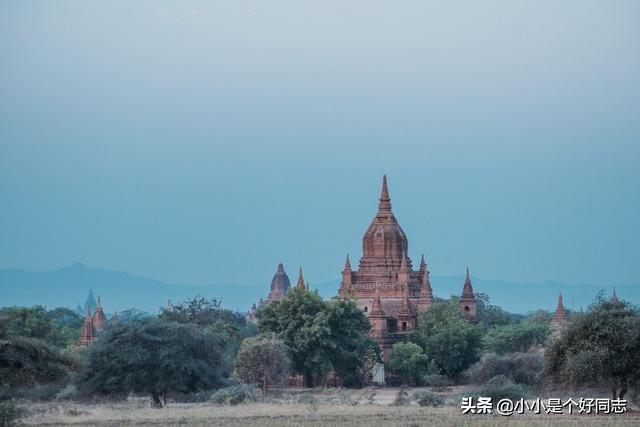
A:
1 1 639 290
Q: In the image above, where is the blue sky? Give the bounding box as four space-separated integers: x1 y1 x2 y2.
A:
1 1 639 289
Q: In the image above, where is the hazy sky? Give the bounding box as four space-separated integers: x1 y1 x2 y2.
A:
1 1 639 289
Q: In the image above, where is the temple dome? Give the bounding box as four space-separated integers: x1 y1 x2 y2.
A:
268 263 291 301
361 176 410 268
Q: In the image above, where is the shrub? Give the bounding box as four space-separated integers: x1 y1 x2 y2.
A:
413 390 444 407
464 351 543 386
473 375 526 401
0 400 28 427
210 384 258 406
393 385 410 406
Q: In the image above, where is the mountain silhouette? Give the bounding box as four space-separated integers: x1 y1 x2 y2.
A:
1 263 637 314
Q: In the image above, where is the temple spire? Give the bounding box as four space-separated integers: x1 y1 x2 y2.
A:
378 175 392 213
400 251 409 272
421 264 433 300
553 292 569 321
297 267 305 289
344 254 351 271
462 267 474 296
611 287 619 304
419 254 426 274
400 284 412 313
370 286 383 315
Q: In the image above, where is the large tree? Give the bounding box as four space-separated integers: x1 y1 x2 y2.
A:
160 296 257 376
545 295 640 399
234 336 290 394
258 288 375 387
410 299 483 378
79 318 225 407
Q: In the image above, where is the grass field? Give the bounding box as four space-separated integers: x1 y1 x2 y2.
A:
21 387 640 426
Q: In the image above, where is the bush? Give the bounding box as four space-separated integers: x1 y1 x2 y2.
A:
393 385 410 406
413 390 444 407
210 384 258 406
473 375 526 401
422 374 451 391
0 400 28 427
464 351 543 386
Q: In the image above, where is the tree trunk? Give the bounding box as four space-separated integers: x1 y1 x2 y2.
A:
151 392 163 408
304 371 314 388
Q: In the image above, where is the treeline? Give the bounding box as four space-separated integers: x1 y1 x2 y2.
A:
1 288 639 413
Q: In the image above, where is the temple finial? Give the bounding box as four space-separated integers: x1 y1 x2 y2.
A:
344 254 351 271
87 304 92 317
297 267 305 288
378 175 392 212
419 255 426 274
277 263 284 273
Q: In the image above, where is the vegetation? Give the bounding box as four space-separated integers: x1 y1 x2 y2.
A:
234 336 290 393
545 295 640 399
409 300 483 379
0 306 83 349
472 375 526 401
387 342 429 385
482 320 549 354
413 390 445 407
210 384 258 406
0 399 27 427
465 350 544 386
0 335 74 388
79 318 226 407
258 288 376 387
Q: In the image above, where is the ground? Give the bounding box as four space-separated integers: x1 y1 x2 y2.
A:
22 387 640 426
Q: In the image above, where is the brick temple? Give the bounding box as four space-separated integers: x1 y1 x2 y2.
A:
339 176 477 360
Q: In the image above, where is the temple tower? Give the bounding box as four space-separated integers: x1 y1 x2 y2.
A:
550 292 569 337
79 305 95 346
459 268 477 319
339 176 431 359
92 296 106 333
268 263 291 302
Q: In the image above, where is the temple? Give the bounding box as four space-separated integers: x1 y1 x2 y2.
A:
339 176 476 359
550 292 569 337
245 263 294 323
79 296 107 346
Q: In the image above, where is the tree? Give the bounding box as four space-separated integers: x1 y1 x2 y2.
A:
482 320 549 354
79 318 225 407
545 295 640 399
410 299 483 378
388 342 429 385
234 336 290 394
0 336 74 387
0 306 83 349
258 288 375 387
474 293 515 328
323 298 380 386
160 296 257 377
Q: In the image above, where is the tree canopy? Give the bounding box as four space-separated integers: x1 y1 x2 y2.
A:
258 288 376 387
234 336 290 393
387 342 429 385
409 299 483 378
79 318 226 407
545 295 640 399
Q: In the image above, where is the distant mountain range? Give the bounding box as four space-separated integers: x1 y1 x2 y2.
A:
1 263 637 315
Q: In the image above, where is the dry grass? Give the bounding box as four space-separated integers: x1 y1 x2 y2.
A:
21 387 640 426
